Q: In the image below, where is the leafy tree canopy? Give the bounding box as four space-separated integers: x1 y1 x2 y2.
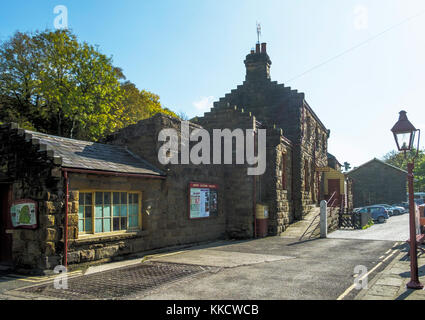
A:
0 29 177 141
382 149 425 192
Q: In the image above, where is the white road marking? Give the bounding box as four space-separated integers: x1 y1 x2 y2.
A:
337 249 399 300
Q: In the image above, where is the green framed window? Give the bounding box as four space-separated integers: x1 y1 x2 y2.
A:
78 191 141 235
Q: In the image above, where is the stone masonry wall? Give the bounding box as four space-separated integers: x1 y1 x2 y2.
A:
199 64 329 221
66 173 227 265
0 124 65 273
348 160 407 208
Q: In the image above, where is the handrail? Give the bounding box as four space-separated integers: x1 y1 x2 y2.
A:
327 191 337 208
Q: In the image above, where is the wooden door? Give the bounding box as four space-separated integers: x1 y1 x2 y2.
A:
328 179 341 207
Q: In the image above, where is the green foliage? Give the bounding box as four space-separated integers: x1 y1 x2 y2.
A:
0 29 177 141
362 218 374 230
382 149 425 192
118 81 177 128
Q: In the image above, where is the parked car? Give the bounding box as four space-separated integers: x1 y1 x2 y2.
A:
353 207 363 213
372 204 395 216
392 202 409 211
358 206 390 223
375 204 405 216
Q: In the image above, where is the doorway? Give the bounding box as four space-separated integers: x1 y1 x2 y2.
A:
328 179 341 207
0 184 12 264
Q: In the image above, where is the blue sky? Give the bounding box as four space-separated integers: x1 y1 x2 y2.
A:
1 0 425 167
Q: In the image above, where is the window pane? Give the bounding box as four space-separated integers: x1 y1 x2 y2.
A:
133 194 139 204
129 215 138 228
113 204 120 217
104 205 111 217
78 206 84 219
121 204 127 217
78 220 84 232
95 219 103 233
128 204 135 215
79 193 85 205
121 192 127 204
113 192 120 205
103 218 111 232
95 192 103 205
121 217 127 229
95 205 103 218
113 217 120 231
85 206 92 218
104 192 111 205
85 193 92 205
85 219 92 232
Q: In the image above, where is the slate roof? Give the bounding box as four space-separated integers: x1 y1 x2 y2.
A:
24 130 164 176
346 158 407 175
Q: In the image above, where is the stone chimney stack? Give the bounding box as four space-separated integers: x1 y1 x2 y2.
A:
244 42 272 82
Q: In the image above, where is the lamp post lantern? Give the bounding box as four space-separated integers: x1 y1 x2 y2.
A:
391 110 423 290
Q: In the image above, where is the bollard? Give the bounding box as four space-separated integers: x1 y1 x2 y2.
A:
320 200 328 238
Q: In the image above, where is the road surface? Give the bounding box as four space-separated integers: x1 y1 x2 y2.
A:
328 213 410 242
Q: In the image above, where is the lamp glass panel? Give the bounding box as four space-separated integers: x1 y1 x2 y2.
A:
396 132 413 151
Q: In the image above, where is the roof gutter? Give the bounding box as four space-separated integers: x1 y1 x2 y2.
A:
61 168 167 179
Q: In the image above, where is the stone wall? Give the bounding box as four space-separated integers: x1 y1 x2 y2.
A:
107 113 255 240
194 105 294 237
67 173 227 265
195 48 330 221
327 207 340 233
347 160 407 208
0 124 65 273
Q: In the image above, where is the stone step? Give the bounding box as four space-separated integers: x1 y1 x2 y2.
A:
280 206 321 240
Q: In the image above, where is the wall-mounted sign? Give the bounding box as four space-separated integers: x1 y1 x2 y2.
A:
10 199 38 229
189 183 218 219
316 167 331 172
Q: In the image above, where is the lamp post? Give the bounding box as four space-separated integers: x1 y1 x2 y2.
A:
391 110 423 290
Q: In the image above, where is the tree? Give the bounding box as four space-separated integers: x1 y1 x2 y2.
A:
343 162 351 172
382 149 425 192
0 29 177 140
118 81 177 128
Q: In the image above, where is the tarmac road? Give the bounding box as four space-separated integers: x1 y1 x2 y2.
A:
328 213 410 242
1 237 400 300
129 237 398 300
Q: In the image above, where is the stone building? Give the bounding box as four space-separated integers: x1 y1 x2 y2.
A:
0 42 338 273
194 43 330 219
346 158 407 208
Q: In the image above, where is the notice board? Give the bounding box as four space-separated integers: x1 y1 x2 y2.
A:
189 183 218 219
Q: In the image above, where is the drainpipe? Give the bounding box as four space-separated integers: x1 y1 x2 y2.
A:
63 170 69 269
253 130 257 238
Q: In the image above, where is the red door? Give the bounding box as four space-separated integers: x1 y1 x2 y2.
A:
328 179 341 207
0 185 12 264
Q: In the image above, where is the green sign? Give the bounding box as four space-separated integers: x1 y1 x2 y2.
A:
10 200 38 229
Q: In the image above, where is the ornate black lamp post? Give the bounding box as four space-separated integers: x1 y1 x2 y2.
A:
391 110 423 290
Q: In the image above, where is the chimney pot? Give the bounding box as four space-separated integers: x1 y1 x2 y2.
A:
255 43 260 53
261 43 267 53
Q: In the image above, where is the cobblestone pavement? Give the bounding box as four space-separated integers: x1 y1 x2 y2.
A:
356 244 425 300
329 213 409 241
